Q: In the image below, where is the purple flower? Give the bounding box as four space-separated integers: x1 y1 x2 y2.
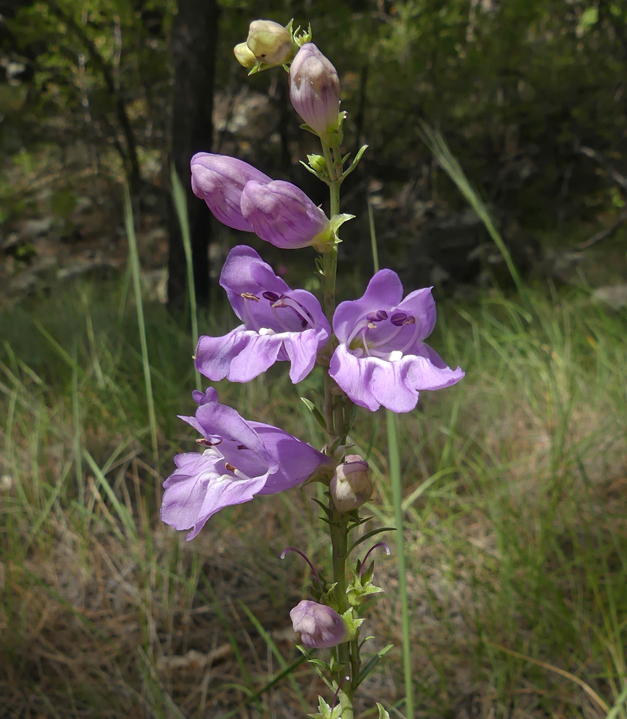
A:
190 153 271 232
196 246 331 383
289 43 341 142
241 180 333 251
290 600 349 648
161 388 332 540
329 270 465 413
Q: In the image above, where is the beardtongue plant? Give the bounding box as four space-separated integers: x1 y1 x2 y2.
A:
162 18 464 719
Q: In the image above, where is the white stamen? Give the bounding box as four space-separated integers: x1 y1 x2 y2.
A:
259 327 276 336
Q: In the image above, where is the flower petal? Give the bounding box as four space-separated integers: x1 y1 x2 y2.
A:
396 287 437 340
195 330 252 381
251 422 332 494
405 344 466 390
241 180 330 249
195 400 272 466
225 332 284 382
283 329 324 383
190 153 271 232
161 451 268 541
333 269 404 343
329 344 380 411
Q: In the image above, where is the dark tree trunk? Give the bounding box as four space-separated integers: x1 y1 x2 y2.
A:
167 0 220 310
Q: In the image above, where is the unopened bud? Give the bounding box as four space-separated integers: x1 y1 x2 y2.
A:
290 600 349 648
289 43 341 143
246 20 293 66
330 455 372 512
234 42 256 69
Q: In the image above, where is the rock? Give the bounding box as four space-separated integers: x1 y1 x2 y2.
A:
592 285 627 309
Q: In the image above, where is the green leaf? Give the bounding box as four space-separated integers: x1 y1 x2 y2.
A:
376 703 391 719
301 397 329 433
356 644 394 687
348 527 396 555
342 144 368 180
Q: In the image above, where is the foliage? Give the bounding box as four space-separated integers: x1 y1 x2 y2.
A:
1 278 626 716
2 0 627 235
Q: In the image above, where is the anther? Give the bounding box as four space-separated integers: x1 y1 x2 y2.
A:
196 437 222 447
241 292 260 301
366 310 388 323
390 312 408 326
262 290 281 302
225 462 237 472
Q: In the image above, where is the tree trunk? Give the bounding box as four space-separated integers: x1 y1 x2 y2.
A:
167 0 220 310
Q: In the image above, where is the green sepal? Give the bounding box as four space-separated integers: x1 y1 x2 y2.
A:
359 635 375 649
319 582 340 611
310 497 334 518
307 153 328 174
300 160 321 177
301 397 330 435
293 22 313 47
309 696 342 719
376 703 391 719
356 644 394 688
342 144 369 179
342 607 365 639
329 213 355 236
300 123 319 136
346 571 384 607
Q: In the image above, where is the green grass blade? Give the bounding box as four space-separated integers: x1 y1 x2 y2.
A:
369 195 414 717
387 410 414 719
418 120 524 294
123 183 159 461
170 164 201 392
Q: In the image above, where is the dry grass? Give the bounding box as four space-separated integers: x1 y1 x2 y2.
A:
1 280 626 718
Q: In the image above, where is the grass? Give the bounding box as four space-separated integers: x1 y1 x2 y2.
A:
1 273 626 719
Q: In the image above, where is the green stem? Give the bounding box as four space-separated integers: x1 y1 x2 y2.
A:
319 138 355 718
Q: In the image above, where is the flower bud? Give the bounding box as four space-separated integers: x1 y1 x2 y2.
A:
234 42 256 69
241 179 333 250
246 20 293 66
330 455 372 512
289 43 341 143
290 600 349 648
190 153 271 232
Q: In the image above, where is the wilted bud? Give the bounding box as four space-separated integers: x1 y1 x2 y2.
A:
290 600 349 649
190 153 271 232
289 43 341 143
246 19 293 66
330 455 372 512
241 179 333 251
234 42 256 69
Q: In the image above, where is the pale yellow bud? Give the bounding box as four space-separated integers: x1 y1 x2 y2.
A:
330 455 373 513
246 20 293 66
234 42 257 69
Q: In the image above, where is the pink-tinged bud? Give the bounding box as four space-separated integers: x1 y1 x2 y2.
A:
330 455 372 512
289 43 341 142
190 153 272 232
246 20 293 66
290 600 349 649
241 180 333 250
234 42 256 69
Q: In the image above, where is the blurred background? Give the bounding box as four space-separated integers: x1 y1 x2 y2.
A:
1 2 626 718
